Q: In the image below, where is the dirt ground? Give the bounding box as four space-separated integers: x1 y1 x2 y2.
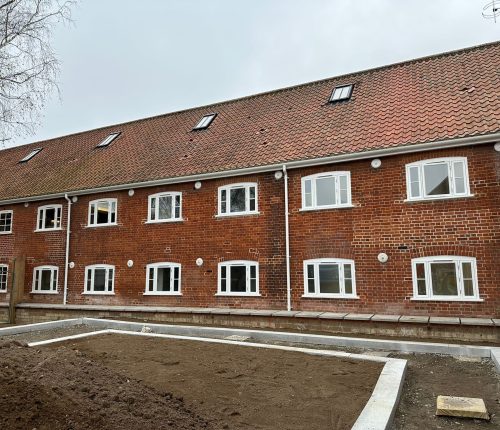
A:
65 334 381 429
0 339 220 430
391 352 500 430
0 334 381 430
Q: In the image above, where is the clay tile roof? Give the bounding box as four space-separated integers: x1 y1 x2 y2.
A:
0 41 499 202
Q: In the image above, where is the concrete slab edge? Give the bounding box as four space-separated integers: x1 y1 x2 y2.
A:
352 359 407 430
27 329 111 347
0 318 83 336
81 318 493 359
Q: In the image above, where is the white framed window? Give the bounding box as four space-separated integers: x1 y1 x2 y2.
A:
217 260 259 296
36 205 62 231
88 198 117 227
0 210 13 234
84 265 115 294
96 132 120 148
301 172 352 210
32 266 58 294
20 148 42 163
405 157 471 201
193 113 216 130
303 259 357 298
147 192 182 223
329 84 353 102
218 183 258 216
145 263 181 295
411 256 480 301
0 265 7 292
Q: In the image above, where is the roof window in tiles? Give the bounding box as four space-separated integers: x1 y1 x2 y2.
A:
19 148 42 163
329 84 353 102
193 113 216 130
96 132 120 148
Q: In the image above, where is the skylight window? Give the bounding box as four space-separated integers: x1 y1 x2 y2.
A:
329 84 353 102
96 132 120 148
193 113 216 130
20 148 42 163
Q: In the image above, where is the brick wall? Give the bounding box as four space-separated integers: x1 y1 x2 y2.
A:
0 144 498 317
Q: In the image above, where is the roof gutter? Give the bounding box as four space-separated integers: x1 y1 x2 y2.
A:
0 132 498 205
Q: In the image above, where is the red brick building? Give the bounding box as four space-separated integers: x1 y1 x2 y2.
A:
0 42 499 324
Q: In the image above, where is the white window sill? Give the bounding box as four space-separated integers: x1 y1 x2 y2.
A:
299 205 354 212
405 194 474 203
145 219 184 224
215 293 261 297
215 212 260 218
86 223 118 228
302 294 359 299
34 228 63 233
31 290 58 295
82 291 115 295
143 292 182 296
0 231 12 235
410 297 483 302
0 290 7 293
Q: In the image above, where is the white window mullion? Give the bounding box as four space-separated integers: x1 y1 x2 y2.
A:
339 262 345 295
314 263 320 295
456 261 464 297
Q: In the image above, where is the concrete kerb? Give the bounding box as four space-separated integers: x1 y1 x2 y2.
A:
82 317 494 358
0 317 83 336
26 328 406 430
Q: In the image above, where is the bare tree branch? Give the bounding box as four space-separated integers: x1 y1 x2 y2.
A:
0 0 76 146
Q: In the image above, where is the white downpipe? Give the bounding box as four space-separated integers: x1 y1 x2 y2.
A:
63 194 72 305
283 165 291 311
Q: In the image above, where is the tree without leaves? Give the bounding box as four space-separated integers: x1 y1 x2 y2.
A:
0 0 75 147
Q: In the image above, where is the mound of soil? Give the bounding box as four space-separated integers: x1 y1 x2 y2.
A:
0 340 220 430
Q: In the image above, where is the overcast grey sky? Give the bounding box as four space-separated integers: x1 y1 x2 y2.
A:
10 0 500 148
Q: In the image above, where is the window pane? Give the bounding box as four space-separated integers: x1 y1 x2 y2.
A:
40 270 52 291
344 264 352 279
462 279 473 297
408 166 420 198
0 213 11 232
86 270 92 291
150 198 156 220
304 180 312 207
96 202 110 224
93 269 106 291
453 162 465 194
339 175 348 204
175 195 181 218
424 163 450 196
220 266 226 292
110 202 116 223
430 263 457 296
319 264 340 294
249 187 256 211
158 196 172 219
148 268 154 291
107 269 114 291
229 188 246 213
220 189 227 213
44 208 56 229
462 262 472 279
316 177 336 206
229 265 246 292
157 267 171 291
416 279 426 296
0 267 7 290
344 279 353 295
